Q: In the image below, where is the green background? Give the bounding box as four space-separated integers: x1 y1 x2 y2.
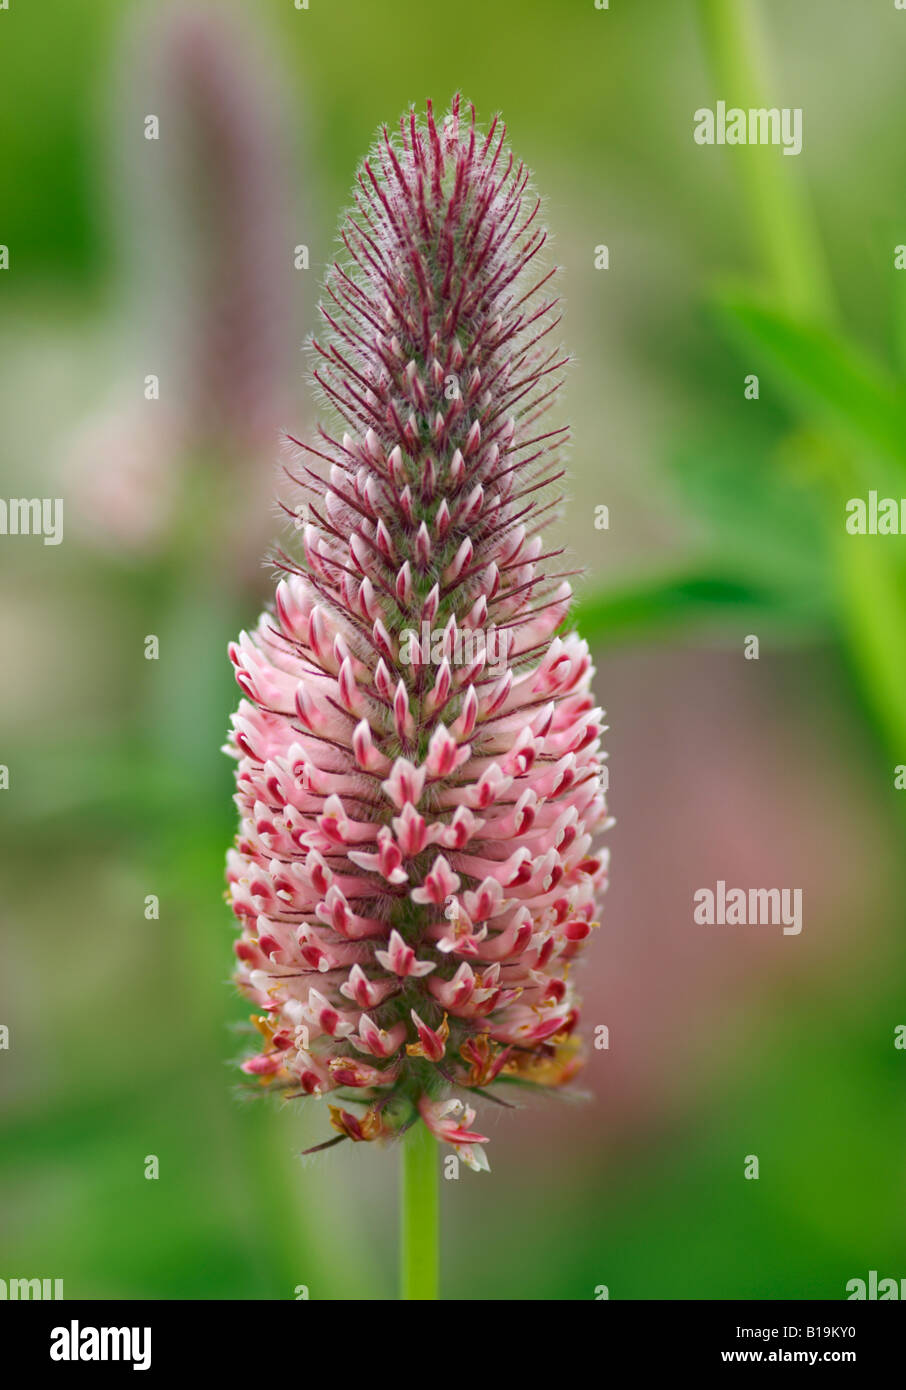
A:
1 0 905 1299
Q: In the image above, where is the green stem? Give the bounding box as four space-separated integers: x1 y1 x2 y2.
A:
698 0 906 776
833 524 906 762
696 0 833 321
400 1124 439 1300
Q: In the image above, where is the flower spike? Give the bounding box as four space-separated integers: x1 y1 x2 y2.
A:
225 97 609 1169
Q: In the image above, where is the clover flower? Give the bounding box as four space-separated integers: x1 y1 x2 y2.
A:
225 96 610 1171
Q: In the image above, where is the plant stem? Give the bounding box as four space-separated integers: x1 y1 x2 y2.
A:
696 0 833 320
698 1 906 774
400 1123 439 1300
833 525 906 762
700 0 906 772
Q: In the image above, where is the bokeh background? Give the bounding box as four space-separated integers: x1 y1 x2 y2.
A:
2 0 906 1300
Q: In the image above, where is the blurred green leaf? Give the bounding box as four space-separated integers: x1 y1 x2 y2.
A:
573 567 820 648
716 292 906 469
666 429 831 595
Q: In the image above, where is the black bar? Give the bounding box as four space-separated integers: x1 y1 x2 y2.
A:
1 1299 903 1373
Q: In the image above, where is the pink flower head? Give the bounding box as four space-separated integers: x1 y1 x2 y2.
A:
225 96 610 1169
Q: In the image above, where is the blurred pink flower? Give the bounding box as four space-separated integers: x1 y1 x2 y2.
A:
66 0 303 563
